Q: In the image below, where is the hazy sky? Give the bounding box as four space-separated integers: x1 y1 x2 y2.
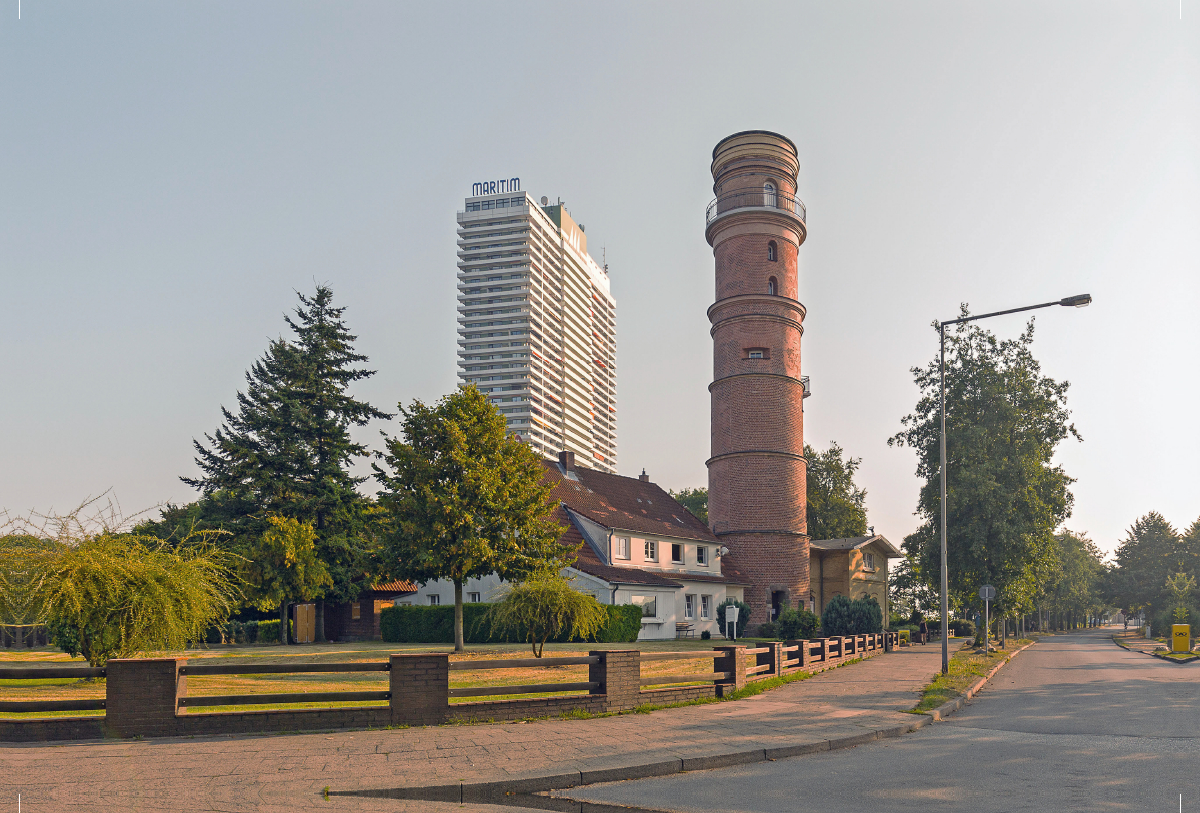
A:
2 2 1197 556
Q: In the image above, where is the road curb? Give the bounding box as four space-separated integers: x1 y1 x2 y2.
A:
331 644 1033 802
925 640 1035 722
329 717 932 801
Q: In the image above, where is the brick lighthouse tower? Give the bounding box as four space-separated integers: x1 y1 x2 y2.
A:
705 130 809 627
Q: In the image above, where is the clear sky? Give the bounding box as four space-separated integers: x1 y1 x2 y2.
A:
2 2 1196 556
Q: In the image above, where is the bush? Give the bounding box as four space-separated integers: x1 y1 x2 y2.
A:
777 607 821 640
951 619 975 638
821 595 884 637
700 629 711 640
594 604 643 643
379 602 641 645
1151 605 1200 637
757 622 777 639
256 618 292 644
243 620 259 644
716 598 752 639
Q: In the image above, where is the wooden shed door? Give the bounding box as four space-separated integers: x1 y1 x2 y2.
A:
293 603 315 643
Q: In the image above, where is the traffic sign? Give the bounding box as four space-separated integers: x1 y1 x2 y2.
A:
979 585 996 601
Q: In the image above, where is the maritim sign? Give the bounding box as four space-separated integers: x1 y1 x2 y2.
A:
472 177 520 196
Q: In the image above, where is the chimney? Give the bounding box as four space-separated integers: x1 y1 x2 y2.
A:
639 468 649 482
558 450 575 472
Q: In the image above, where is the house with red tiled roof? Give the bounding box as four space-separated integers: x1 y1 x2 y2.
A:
394 452 749 640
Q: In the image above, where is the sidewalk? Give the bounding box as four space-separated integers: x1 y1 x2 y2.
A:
2 644 950 813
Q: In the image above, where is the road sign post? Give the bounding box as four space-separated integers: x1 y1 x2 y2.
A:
979 585 996 652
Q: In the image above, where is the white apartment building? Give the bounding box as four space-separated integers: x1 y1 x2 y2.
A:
457 181 617 473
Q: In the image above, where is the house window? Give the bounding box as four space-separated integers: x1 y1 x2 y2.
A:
671 543 683 563
428 594 440 605
701 595 712 620
767 241 777 262
697 546 709 566
645 540 658 562
863 553 876 571
764 181 777 208
768 276 778 295
632 595 657 618
351 602 361 620
468 592 482 603
685 594 695 620
615 537 631 560
748 350 764 360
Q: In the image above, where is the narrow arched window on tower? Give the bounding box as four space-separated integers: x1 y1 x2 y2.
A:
767 241 777 262
768 276 778 296
764 182 777 208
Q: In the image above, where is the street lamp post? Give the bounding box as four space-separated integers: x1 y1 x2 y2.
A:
937 293 1091 674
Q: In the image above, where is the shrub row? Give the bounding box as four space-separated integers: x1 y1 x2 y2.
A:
379 603 642 645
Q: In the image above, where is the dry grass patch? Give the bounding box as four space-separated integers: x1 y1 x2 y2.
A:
910 638 1032 714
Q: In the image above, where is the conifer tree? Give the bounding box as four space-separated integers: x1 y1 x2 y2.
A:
183 284 390 638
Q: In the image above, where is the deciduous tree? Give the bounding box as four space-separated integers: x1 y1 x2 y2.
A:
889 311 1079 620
373 386 568 652
804 442 868 540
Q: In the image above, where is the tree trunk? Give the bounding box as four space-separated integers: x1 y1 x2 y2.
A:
315 600 326 643
453 578 465 653
280 600 289 645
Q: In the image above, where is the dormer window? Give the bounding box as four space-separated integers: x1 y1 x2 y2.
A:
697 546 709 566
767 241 777 262
615 537 631 560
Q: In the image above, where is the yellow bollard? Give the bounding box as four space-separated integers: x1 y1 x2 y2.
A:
1172 624 1191 653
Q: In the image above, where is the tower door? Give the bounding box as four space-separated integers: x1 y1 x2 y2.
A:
771 590 787 621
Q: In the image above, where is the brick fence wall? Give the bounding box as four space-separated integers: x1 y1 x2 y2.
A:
1 634 895 742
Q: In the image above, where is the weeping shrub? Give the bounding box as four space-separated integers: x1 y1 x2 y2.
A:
37 532 241 666
483 577 610 657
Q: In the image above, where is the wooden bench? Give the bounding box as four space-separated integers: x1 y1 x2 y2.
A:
675 622 695 639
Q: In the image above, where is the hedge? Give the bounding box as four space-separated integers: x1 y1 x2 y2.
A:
380 603 642 645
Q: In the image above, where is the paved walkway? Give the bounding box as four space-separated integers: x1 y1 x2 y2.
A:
562 628 1200 813
1 643 950 813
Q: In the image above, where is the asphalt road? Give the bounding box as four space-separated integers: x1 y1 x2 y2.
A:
555 628 1200 813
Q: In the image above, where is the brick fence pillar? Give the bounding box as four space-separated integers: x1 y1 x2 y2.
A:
105 657 184 738
787 640 807 669
764 642 783 676
818 638 829 663
390 653 448 726
593 650 639 711
713 646 746 697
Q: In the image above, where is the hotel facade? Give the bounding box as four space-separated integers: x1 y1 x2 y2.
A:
457 181 617 473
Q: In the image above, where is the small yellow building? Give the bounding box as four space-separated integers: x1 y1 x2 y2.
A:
809 534 903 620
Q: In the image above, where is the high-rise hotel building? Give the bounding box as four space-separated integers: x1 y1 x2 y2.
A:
456 181 617 473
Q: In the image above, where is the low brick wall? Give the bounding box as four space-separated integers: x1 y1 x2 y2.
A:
1 635 897 742
0 717 105 742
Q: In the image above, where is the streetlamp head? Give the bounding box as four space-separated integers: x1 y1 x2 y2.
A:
1060 294 1092 308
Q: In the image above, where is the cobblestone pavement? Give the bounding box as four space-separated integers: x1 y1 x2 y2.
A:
1 644 950 813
